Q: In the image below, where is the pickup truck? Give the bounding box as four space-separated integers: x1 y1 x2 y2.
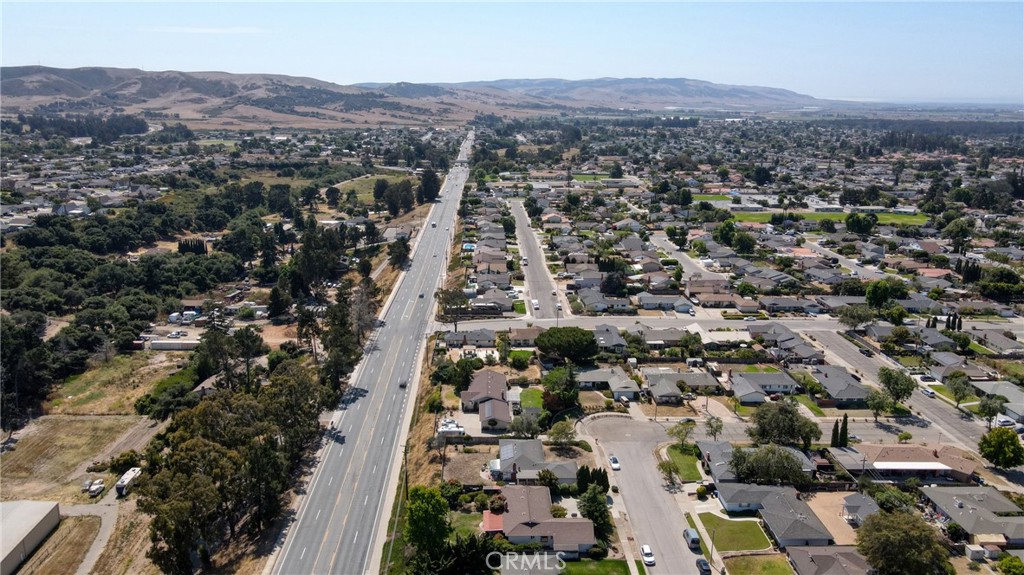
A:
88 478 105 498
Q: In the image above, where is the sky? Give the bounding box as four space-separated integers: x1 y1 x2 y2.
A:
2 1 1022 104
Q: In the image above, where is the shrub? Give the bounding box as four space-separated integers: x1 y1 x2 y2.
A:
425 389 443 413
510 355 530 371
696 485 707 498
587 542 609 560
489 494 507 514
968 561 980 571
611 485 619 493
474 492 490 512
604 399 614 410
551 505 567 518
568 483 579 497
558 484 571 498
108 450 141 474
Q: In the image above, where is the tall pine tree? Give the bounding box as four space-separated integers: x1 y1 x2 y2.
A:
839 413 850 447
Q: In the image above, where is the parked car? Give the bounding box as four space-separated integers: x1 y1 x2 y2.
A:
88 479 105 498
609 456 621 471
859 348 874 357
683 392 697 401
921 388 936 398
920 375 936 382
744 316 757 322
696 558 712 575
689 309 697 316
641 545 656 566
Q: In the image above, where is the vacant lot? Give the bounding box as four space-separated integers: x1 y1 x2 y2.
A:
92 499 160 575
337 174 416 204
445 445 497 485
723 554 794 575
17 515 101 575
47 352 182 415
698 513 771 552
638 402 698 418
1 415 145 503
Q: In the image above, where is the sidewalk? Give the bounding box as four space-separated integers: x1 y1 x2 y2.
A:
657 444 731 573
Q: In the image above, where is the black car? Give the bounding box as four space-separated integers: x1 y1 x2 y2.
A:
696 558 712 575
859 348 874 357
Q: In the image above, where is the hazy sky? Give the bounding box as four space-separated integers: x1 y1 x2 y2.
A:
3 1 1022 104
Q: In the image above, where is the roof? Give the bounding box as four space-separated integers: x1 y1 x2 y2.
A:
788 546 869 575
812 366 868 400
1 500 59 561
759 490 833 543
921 486 1024 541
461 370 507 405
502 486 597 550
842 493 880 519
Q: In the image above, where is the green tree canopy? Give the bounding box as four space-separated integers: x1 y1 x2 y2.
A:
747 400 822 449
979 427 1024 469
405 486 452 552
857 511 947 575
729 444 810 487
535 327 598 364
878 367 915 405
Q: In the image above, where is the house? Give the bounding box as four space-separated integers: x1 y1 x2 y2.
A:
730 373 767 404
840 493 880 527
921 486 1024 548
973 330 1024 356
648 378 682 404
929 352 990 382
696 441 815 485
592 324 627 354
445 329 497 348
577 367 638 400
826 444 978 483
491 439 578 484
788 546 869 575
460 370 507 411
730 372 798 395
479 399 512 431
811 366 868 408
472 289 514 312
678 371 721 393
970 381 1024 423
713 483 833 548
635 291 682 311
501 485 597 558
509 327 545 348
759 297 823 315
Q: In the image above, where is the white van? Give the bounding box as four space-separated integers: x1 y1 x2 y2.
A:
531 299 540 310
684 528 700 549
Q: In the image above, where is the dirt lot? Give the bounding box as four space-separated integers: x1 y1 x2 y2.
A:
47 352 184 415
444 444 497 485
1 415 158 504
261 322 299 349
580 390 611 409
638 401 699 418
803 491 858 545
18 515 101 575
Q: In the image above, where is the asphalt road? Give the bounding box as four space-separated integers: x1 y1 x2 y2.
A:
272 134 473 575
509 200 559 319
805 241 891 281
584 417 701 575
649 233 728 281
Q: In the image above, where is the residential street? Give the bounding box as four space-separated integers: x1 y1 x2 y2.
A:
649 233 728 281
509 200 559 319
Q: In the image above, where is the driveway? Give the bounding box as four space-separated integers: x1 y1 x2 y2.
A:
584 417 701 575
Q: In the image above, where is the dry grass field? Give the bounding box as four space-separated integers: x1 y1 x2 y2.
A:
18 516 102 575
47 352 183 415
1 415 147 504
92 499 160 575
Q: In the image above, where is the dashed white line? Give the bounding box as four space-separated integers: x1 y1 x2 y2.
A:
316 509 321 521
328 477 333 486
300 547 307 560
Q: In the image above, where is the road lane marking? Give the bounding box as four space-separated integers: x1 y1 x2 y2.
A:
300 547 306 560
316 509 321 521
364 495 369 506
328 477 332 486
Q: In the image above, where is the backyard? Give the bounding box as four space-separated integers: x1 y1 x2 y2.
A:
698 512 772 552
520 388 544 409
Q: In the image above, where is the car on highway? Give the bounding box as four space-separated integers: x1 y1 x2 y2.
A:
399 381 407 388
921 388 936 398
696 558 712 575
418 293 424 298
609 456 621 471
640 545 655 566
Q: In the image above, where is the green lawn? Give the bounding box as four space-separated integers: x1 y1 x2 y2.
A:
449 511 482 540
694 194 732 202
897 355 923 367
794 394 825 416
698 513 771 552
969 342 994 356
559 559 632 574
520 388 544 409
743 365 780 373
930 384 978 404
570 174 608 182
667 445 703 482
724 554 795 575
730 211 929 225
513 300 526 314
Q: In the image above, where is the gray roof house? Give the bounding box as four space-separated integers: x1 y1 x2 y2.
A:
731 372 798 395
811 366 868 408
501 485 597 558
713 483 833 547
492 439 578 484
788 546 869 575
445 329 497 348
593 324 628 353
696 441 814 485
841 493 880 527
921 486 1024 547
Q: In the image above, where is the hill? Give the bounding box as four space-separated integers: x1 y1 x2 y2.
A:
2 66 841 129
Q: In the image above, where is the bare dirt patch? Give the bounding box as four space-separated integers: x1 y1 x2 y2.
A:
92 498 160 575
445 445 497 485
638 402 700 418
18 515 101 575
580 391 610 409
261 322 298 349
802 490 858 545
1 415 152 504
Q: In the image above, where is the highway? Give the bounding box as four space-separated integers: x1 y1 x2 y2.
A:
509 199 559 319
272 133 473 575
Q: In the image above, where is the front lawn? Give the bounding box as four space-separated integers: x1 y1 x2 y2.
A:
520 388 544 409
449 511 482 540
698 513 771 552
794 394 825 416
723 554 794 575
743 365 780 373
931 384 978 404
667 445 703 482
513 300 526 314
560 559 632 574
969 342 994 356
897 355 923 367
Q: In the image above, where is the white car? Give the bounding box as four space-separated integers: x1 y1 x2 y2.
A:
921 388 936 398
641 544 656 566
996 416 1015 427
609 456 621 471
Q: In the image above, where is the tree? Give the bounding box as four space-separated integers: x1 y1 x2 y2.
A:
873 486 916 513
435 288 469 332
866 389 892 422
372 178 389 201
496 332 510 365
836 305 875 331
830 420 840 447
839 413 849 447
667 420 696 448
388 237 410 268
878 367 915 405
609 162 623 179
420 169 442 202
267 286 292 318
978 427 1024 469
405 486 451 552
508 415 540 439
541 366 579 412
1000 556 1024 575
548 420 577 447
865 281 893 309
705 416 723 441
730 444 810 487
535 327 599 365
578 484 614 542
978 395 1007 429
657 460 679 485
945 372 973 408
941 217 975 252
857 511 947 575
845 212 877 235
324 186 340 208
732 232 756 255
897 431 913 443
747 401 821 449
